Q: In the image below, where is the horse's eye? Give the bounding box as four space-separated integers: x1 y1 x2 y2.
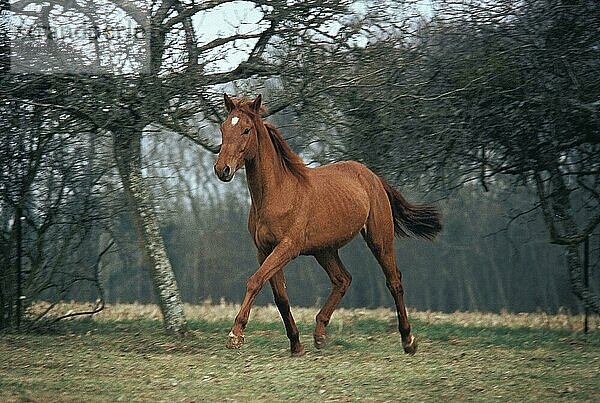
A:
242 128 251 135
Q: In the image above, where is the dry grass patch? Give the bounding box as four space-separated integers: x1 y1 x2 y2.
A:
27 301 599 331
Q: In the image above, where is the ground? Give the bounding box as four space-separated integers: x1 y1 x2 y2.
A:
1 303 599 402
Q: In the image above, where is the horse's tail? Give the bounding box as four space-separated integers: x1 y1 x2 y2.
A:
380 178 442 240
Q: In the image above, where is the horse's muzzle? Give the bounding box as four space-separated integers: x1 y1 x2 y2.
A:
214 164 234 182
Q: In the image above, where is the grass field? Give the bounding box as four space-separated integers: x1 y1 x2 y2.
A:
1 303 599 402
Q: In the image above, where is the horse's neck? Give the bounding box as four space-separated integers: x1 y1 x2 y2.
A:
245 123 294 210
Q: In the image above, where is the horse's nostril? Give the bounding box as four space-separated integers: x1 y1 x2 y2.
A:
223 165 231 177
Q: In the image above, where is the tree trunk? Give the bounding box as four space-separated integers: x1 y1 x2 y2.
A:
535 169 600 314
113 128 187 335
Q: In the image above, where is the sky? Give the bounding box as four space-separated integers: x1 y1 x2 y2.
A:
192 1 265 73
8 0 434 74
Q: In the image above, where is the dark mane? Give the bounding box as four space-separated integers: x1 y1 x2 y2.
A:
233 98 308 182
264 122 309 182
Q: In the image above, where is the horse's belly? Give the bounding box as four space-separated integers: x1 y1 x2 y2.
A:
302 192 369 253
301 225 363 255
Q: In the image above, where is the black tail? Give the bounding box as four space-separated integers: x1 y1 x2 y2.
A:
380 179 442 240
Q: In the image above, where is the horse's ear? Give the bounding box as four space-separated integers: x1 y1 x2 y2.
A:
224 93 235 112
251 94 262 112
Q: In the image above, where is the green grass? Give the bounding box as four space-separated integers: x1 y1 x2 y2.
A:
1 314 599 402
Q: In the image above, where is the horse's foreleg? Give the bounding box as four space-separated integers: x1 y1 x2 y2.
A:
227 239 298 350
313 250 352 349
269 270 304 356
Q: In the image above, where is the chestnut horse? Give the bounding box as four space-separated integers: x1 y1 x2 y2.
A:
214 94 442 356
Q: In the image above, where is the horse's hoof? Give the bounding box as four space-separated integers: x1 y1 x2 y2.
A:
402 335 418 355
291 345 306 357
226 332 244 349
313 334 328 349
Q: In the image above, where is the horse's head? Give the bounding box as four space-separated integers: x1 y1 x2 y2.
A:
214 93 262 182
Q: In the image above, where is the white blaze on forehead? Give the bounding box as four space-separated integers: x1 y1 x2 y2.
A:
230 116 240 126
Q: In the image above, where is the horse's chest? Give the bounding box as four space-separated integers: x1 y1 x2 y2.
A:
253 221 276 249
249 201 302 250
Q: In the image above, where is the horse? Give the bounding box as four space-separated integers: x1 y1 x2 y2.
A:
213 94 442 356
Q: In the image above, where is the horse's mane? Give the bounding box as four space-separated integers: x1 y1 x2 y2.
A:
232 97 268 115
233 98 308 182
264 122 309 182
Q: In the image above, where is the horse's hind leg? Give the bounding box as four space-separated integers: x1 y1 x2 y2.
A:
269 270 305 356
313 250 352 349
362 218 417 355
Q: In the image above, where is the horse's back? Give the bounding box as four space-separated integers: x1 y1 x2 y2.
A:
310 160 383 195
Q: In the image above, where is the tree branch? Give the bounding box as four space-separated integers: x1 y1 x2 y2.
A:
155 117 221 154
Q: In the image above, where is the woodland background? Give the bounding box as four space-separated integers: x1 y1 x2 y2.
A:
1 0 599 331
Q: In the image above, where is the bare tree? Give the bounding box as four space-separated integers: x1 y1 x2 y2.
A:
4 0 359 332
